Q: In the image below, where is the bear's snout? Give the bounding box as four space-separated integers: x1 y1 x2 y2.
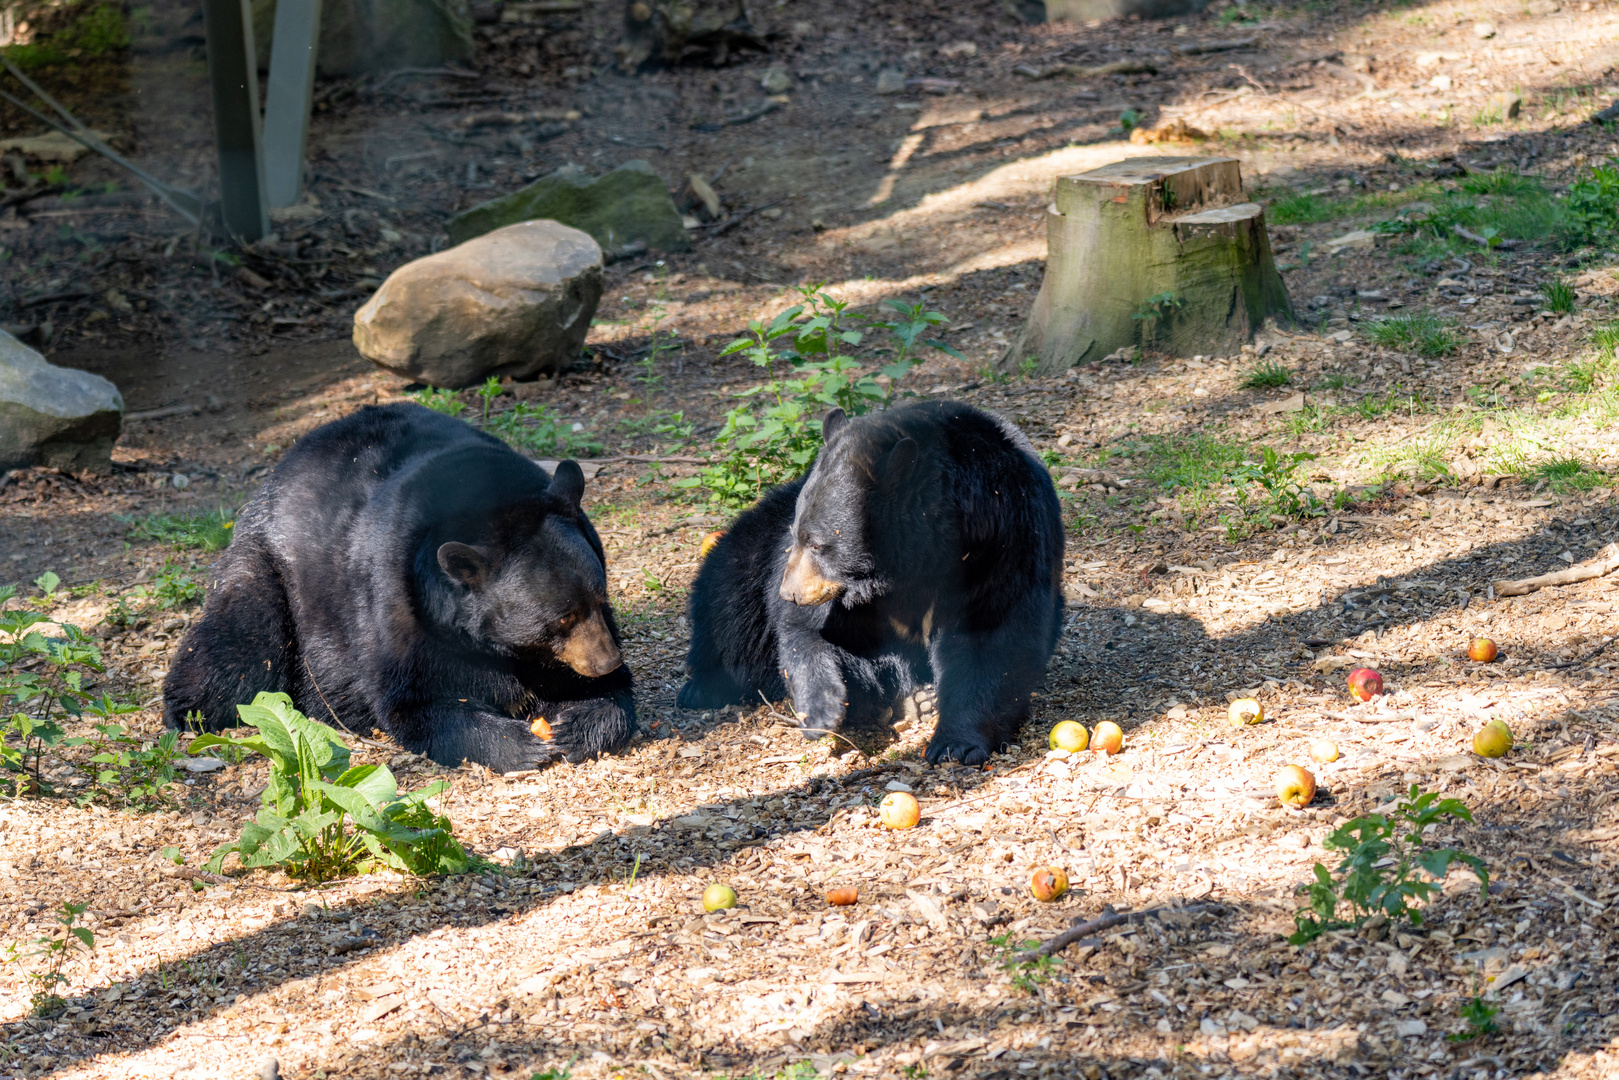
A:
779 546 843 606
557 609 623 678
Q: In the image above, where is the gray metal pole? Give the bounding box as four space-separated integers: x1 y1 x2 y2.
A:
202 0 269 240
262 0 321 209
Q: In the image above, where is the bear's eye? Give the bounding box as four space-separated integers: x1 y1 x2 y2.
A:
554 611 581 633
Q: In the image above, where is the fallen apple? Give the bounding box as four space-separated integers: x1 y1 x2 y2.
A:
826 886 859 907
1467 637 1499 663
702 883 738 912
1049 720 1089 752
1030 866 1069 902
1091 721 1125 755
1472 720 1513 758
1347 667 1384 702
1275 764 1317 808
699 530 726 558
1228 697 1264 726
530 716 552 739
879 791 921 830
1309 738 1339 764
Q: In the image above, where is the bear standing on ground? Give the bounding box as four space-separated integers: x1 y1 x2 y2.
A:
163 403 636 772
678 400 1064 766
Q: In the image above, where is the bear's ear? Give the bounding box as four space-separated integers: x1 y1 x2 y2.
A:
550 459 586 508
822 408 848 446
883 437 919 487
437 542 490 589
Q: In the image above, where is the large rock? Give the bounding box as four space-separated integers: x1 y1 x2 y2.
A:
251 0 474 77
353 220 604 388
446 160 691 253
0 330 123 472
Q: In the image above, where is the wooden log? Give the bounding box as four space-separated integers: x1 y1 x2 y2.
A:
1003 156 1293 374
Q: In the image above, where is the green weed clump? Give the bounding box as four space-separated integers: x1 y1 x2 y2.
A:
1 901 94 1016
409 388 604 459
1529 456 1607 493
193 693 470 881
1291 786 1486 945
1364 311 1463 358
1541 278 1576 313
681 285 961 508
1242 359 1293 388
122 508 235 552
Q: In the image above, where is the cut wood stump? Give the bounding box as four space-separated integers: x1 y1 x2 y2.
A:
1002 156 1293 374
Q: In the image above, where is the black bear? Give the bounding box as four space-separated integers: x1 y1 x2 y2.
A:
163 402 635 772
678 400 1064 765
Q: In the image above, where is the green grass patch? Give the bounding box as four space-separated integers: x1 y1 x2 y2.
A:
1363 311 1463 358
1529 456 1607 493
1242 359 1293 388
121 508 235 552
1541 279 1576 313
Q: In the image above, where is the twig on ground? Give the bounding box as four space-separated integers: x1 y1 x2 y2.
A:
1494 543 1619 596
1549 634 1619 671
1013 903 1227 962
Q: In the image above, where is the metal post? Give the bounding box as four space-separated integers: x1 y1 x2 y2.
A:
262 0 321 209
202 0 269 240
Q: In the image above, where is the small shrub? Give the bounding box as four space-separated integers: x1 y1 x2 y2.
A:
1 901 94 1016
193 693 470 881
1291 785 1486 945
1558 158 1619 250
1450 995 1502 1041
1243 359 1293 388
989 933 1061 994
1364 311 1463 358
63 723 178 809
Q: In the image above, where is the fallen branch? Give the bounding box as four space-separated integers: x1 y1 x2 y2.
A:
1014 903 1226 962
373 66 482 90
1494 543 1619 596
1549 634 1619 671
1174 37 1257 56
1014 59 1157 80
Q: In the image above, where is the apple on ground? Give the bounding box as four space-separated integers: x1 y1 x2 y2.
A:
1228 697 1264 726
702 883 738 912
1049 720 1089 752
1473 719 1513 758
1309 739 1339 763
1347 667 1383 702
699 531 725 558
1030 866 1069 902
879 791 921 829
1276 764 1317 808
1467 637 1499 662
1091 721 1124 755
826 887 858 906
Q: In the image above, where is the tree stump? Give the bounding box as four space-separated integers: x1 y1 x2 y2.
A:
1002 156 1293 374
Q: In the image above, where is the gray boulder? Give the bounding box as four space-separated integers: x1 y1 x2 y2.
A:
353 220 604 389
446 160 691 253
0 329 123 472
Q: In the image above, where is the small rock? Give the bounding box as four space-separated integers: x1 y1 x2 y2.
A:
885 780 913 792
170 472 190 490
179 757 226 773
353 220 604 388
1325 229 1377 252
939 40 977 58
875 69 907 95
760 65 792 95
1526 0 1558 14
0 328 123 472
789 20 815 38
1393 1019 1427 1037
1429 74 1453 92
1486 91 1522 120
1200 1017 1226 1036
257 1056 281 1080
1473 21 1496 38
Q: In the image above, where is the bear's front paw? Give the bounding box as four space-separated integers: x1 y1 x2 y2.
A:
924 736 992 767
482 730 565 774
548 698 636 763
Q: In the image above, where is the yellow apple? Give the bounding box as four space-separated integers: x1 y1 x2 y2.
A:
699 530 726 558
879 791 921 829
1473 720 1513 758
1276 764 1317 808
1091 721 1125 755
702 883 738 912
1229 698 1264 726
1309 739 1339 763
1049 720 1089 752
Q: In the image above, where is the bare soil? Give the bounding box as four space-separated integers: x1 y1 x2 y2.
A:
3 1 1619 1080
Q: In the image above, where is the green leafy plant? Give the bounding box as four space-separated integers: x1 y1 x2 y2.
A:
121 508 235 552
683 286 961 508
1364 311 1463 358
1290 785 1486 945
1449 993 1501 1041
104 560 204 628
63 723 177 809
1558 159 1619 250
192 693 469 881
2 901 93 1016
1233 447 1323 519
1118 108 1143 132
409 387 467 417
989 932 1061 994
1243 359 1293 388
484 401 603 458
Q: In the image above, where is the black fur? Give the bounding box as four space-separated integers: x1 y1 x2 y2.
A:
678 400 1064 766
163 402 636 771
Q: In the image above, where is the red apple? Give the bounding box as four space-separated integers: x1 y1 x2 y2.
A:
1467 637 1499 663
826 886 859 906
699 530 725 558
1347 667 1383 702
1030 866 1069 902
1091 721 1124 755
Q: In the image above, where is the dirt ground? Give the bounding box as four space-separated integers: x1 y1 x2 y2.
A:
5 0 1619 1078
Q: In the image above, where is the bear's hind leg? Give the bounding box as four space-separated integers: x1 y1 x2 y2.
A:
163 538 296 733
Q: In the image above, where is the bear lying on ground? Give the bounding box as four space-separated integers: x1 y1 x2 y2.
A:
678 400 1064 765
163 402 635 772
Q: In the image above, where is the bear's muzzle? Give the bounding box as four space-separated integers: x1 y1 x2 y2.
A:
557 608 623 678
779 546 843 606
